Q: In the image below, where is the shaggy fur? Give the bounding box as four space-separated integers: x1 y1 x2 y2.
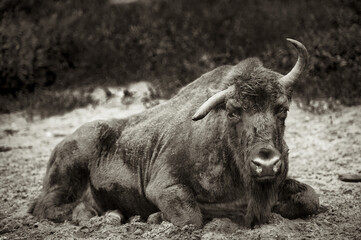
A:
29 57 319 228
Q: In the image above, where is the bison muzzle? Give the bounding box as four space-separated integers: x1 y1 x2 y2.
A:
29 39 319 228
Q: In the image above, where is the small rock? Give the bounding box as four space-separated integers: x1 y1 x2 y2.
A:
342 189 352 194
181 224 197 232
0 146 12 152
4 129 18 136
89 216 104 225
134 228 143 235
129 215 142 223
161 221 174 227
338 174 361 182
105 211 123 225
53 133 67 137
73 226 91 238
203 218 240 234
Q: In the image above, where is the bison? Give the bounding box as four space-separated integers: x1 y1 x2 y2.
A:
29 39 319 228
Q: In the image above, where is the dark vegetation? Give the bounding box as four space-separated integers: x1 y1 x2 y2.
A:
0 0 360 117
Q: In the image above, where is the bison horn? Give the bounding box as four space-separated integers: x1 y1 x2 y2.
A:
192 86 234 121
279 38 309 88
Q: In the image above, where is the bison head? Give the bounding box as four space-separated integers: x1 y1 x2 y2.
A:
192 39 308 183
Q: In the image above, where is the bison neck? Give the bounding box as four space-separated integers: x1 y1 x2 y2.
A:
244 181 279 227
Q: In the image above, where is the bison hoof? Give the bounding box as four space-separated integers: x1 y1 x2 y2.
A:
147 212 163 224
105 210 124 225
72 203 97 225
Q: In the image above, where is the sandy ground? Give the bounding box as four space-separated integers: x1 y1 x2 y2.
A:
0 87 360 239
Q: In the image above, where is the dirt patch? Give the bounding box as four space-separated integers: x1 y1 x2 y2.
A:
0 99 360 239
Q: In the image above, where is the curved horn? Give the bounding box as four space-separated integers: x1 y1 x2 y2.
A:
192 86 233 121
279 38 309 88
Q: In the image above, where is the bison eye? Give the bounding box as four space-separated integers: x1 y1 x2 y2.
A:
228 112 241 120
278 112 287 121
226 100 242 121
275 105 289 120
275 105 288 114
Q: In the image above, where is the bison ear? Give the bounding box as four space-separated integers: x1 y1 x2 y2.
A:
192 86 234 121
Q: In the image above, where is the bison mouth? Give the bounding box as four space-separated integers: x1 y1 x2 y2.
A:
253 175 277 182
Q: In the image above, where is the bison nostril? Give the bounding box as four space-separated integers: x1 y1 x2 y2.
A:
251 159 262 166
255 166 263 174
272 159 281 173
251 160 263 175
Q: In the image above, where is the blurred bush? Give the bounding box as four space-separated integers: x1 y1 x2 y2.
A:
0 0 360 115
0 89 98 118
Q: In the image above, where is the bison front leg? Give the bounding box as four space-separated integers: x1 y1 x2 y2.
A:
146 183 203 228
273 178 319 219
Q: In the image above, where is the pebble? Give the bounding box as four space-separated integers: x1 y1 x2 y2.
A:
134 228 143 235
105 211 123 225
129 215 142 223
